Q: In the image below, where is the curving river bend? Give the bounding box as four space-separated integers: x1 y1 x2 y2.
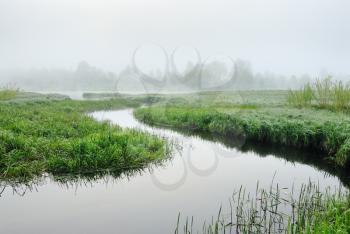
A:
0 109 345 234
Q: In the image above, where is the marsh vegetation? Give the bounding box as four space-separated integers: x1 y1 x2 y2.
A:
0 95 168 180
1 89 349 233
0 89 18 101
134 88 350 169
176 182 350 234
288 77 350 110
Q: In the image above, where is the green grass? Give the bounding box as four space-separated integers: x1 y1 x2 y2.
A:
176 182 350 234
0 97 168 180
134 91 350 168
84 90 290 106
85 90 350 167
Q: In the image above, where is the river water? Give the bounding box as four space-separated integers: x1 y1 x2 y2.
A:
0 109 345 234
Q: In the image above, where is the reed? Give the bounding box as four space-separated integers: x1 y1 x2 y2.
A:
333 81 350 110
0 89 18 101
175 182 350 234
287 76 350 110
314 76 333 108
287 83 313 107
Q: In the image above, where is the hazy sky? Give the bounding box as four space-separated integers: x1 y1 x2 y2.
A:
0 0 349 76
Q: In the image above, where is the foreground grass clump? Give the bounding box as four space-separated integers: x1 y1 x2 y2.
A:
175 183 350 234
288 77 350 110
135 106 350 168
0 98 168 179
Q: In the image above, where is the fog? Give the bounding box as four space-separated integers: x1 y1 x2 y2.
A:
0 0 349 91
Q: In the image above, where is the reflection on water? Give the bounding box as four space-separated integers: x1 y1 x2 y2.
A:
0 109 348 234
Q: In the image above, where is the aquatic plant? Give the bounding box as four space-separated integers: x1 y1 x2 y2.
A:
175 182 350 233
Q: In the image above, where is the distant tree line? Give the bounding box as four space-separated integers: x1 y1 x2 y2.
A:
0 60 347 92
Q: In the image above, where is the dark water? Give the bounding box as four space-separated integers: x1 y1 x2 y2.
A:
0 109 346 234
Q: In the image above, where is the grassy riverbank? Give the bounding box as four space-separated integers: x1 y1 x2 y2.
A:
2 90 350 233
134 90 350 169
0 95 168 180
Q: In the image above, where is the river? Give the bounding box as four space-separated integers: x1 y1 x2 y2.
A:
0 109 344 234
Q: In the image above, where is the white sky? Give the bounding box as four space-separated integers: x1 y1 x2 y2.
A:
0 0 349 76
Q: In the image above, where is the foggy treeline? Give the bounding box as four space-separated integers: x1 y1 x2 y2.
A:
0 62 115 91
0 60 346 92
